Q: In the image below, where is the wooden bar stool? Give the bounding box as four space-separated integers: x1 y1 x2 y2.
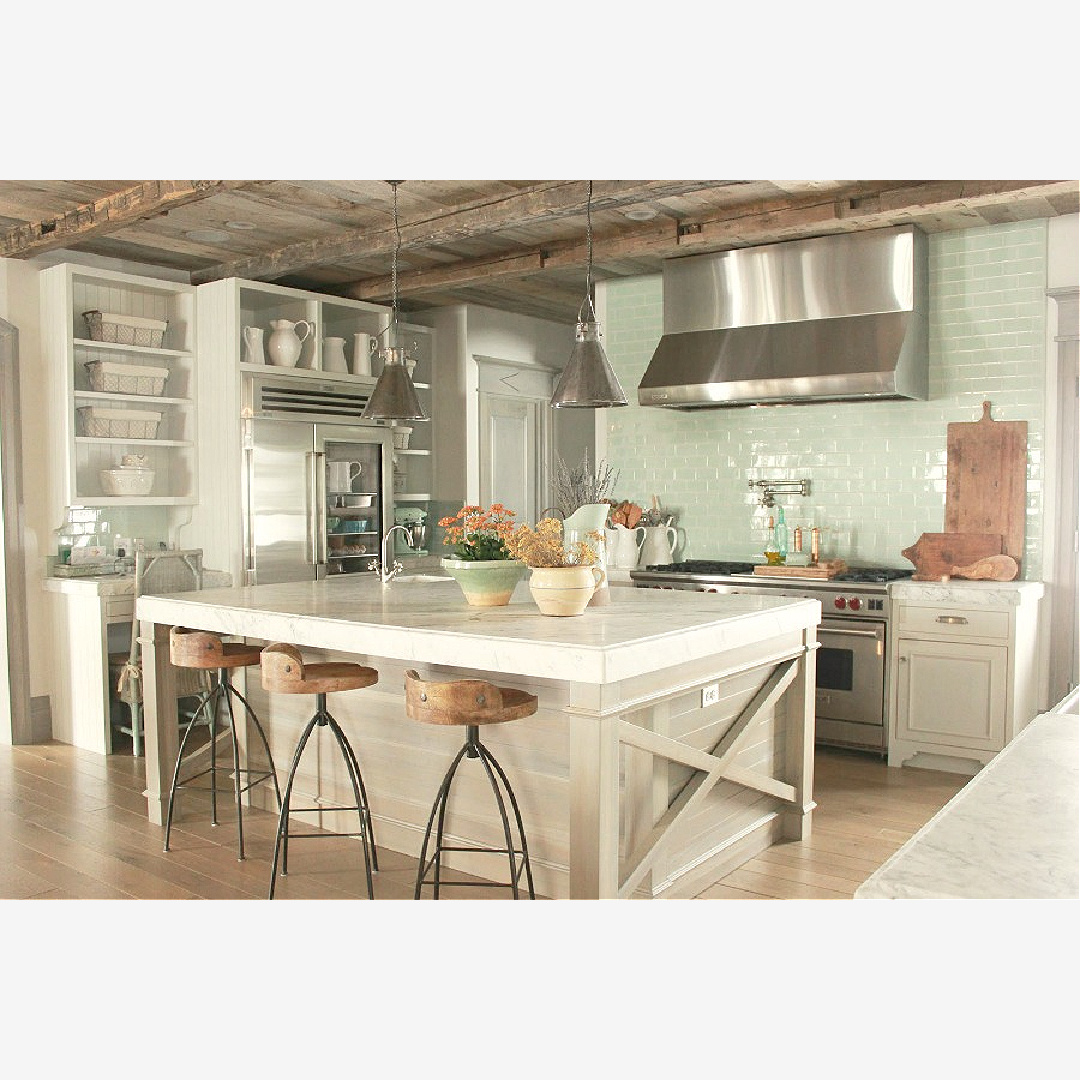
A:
261 643 380 900
164 627 282 861
404 669 537 899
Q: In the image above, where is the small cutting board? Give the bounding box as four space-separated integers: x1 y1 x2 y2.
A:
754 559 847 580
901 532 1005 581
945 401 1027 569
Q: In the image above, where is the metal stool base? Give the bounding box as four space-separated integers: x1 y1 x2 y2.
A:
268 693 378 899
164 669 282 861
415 725 535 899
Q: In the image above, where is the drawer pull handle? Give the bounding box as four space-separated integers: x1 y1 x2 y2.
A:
935 615 968 625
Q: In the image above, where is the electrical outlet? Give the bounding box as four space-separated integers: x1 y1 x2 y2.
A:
701 683 720 708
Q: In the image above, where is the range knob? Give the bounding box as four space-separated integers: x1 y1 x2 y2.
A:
834 596 847 610
848 596 862 612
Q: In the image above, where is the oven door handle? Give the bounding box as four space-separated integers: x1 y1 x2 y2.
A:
819 626 883 639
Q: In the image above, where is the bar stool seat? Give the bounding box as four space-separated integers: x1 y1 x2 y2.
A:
164 627 282 861
261 643 380 899
405 669 538 899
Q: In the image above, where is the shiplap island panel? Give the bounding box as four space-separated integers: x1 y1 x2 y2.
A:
136 577 820 899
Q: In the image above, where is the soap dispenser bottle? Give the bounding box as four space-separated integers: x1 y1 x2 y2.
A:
774 506 789 564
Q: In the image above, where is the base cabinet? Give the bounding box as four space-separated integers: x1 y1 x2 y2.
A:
888 582 1043 772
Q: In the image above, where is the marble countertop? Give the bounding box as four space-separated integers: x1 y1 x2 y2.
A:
44 568 232 596
856 710 1079 899
891 580 1044 606
135 575 820 685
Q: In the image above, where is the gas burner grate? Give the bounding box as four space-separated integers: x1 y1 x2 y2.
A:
833 568 913 584
645 560 758 575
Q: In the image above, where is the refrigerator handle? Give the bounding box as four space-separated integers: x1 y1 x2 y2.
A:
307 450 328 569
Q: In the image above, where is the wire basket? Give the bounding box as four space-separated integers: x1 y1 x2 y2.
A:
85 360 169 396
83 311 168 348
77 407 162 439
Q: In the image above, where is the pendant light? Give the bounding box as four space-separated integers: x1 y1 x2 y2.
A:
361 181 428 422
551 180 628 409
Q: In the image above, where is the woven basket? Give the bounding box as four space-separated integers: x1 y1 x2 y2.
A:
85 360 168 396
77 407 162 440
83 311 168 349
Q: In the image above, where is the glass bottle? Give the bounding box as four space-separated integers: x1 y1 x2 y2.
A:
774 506 789 563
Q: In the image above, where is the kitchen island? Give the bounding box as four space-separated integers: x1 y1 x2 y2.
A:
136 576 820 899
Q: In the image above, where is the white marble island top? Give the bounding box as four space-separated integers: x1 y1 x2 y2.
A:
856 710 1079 899
136 575 820 685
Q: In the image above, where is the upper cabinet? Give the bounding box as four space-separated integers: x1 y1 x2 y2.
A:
41 263 198 508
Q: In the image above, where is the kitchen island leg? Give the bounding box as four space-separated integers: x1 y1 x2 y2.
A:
140 620 179 826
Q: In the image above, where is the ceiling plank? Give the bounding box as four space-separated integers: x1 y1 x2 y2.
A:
190 180 736 285
0 181 267 259
335 180 1079 303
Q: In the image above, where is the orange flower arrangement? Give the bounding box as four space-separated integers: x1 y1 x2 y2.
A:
438 503 517 561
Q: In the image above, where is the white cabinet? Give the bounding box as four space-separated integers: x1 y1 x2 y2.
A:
192 278 433 577
888 582 1044 771
41 264 198 510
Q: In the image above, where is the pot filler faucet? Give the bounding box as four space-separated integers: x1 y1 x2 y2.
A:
748 478 811 508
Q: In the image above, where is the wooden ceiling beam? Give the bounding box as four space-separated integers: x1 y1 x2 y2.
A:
190 180 735 285
0 181 262 259
338 180 1078 303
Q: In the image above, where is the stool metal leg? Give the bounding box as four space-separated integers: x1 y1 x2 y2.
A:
268 693 377 900
163 668 280 862
414 726 535 899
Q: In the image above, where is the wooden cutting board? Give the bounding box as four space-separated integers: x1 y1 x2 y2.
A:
901 532 1005 581
753 559 847 580
945 401 1027 569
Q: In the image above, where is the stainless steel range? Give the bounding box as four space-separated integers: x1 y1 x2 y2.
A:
631 560 913 755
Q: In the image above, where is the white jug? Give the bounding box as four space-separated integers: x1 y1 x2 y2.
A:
353 333 375 376
327 460 362 492
323 336 348 374
563 503 611 606
241 325 265 364
605 524 645 569
267 318 312 368
639 525 678 566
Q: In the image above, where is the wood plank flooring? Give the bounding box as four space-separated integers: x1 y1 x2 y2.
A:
0 739 967 900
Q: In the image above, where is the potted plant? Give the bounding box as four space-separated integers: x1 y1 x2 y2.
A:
503 518 604 616
437 503 526 607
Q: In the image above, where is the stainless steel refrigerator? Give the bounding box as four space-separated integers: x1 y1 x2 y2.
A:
241 374 393 585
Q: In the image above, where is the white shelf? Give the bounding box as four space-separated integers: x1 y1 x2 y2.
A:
394 448 431 456
74 338 192 360
74 390 192 406
396 492 432 501
75 437 194 448
240 361 377 387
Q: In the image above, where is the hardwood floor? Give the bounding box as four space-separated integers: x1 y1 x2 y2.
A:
0 739 967 900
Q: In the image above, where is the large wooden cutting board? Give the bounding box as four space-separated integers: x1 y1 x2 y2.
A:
901 533 1005 581
945 401 1027 569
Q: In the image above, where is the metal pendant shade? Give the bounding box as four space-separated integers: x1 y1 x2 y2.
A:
361 346 426 420
551 317 628 407
361 181 428 422
551 180 628 409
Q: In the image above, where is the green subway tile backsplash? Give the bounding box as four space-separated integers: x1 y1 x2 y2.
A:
603 221 1047 577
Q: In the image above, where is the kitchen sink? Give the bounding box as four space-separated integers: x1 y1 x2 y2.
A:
391 573 451 583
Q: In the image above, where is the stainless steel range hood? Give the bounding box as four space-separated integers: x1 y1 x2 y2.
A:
638 225 929 408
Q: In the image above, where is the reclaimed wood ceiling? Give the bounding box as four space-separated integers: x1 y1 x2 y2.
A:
1 179 1077 324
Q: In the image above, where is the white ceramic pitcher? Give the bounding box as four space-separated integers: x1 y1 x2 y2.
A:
241 325 265 364
267 318 312 368
323 336 348 373
605 524 645 569
639 525 678 566
563 503 610 606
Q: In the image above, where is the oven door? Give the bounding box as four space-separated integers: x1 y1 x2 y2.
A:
815 617 887 749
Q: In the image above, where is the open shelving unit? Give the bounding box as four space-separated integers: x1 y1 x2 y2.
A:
41 264 198 509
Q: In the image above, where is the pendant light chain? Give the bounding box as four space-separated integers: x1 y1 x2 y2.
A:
585 180 595 315
390 180 401 323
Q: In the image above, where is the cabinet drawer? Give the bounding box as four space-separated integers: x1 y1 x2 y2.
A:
104 596 134 621
897 605 1010 641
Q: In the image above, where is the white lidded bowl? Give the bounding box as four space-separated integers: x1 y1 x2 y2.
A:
101 467 154 496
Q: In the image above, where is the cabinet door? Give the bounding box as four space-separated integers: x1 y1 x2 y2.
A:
478 393 546 523
895 637 1008 751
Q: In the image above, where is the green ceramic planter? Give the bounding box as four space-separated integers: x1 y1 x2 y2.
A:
441 557 526 607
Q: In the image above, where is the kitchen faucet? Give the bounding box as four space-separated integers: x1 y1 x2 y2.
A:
376 525 413 583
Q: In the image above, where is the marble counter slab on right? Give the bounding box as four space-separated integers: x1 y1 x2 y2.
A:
857 710 1078 898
